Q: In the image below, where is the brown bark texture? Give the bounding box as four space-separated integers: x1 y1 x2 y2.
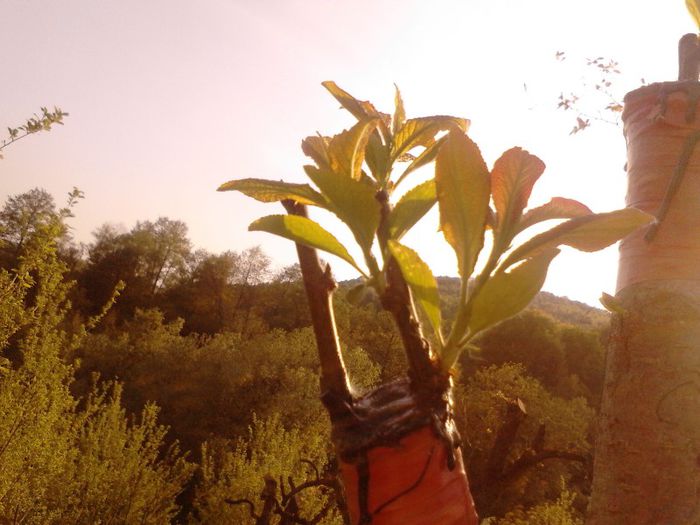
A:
588 282 700 524
588 82 700 524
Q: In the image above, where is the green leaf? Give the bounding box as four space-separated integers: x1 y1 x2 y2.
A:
388 240 442 342
395 135 447 187
217 178 326 207
321 81 388 123
392 84 406 136
364 132 391 182
501 207 654 270
468 248 560 336
435 130 490 277
388 180 437 240
301 135 330 169
687 0 700 30
249 214 362 273
491 147 545 237
600 292 625 314
303 165 380 254
391 116 469 163
517 197 592 234
321 81 391 181
327 119 379 180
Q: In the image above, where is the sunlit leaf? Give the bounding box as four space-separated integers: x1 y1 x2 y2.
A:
600 292 625 314
388 180 437 240
388 240 442 342
391 116 469 163
395 135 447 187
517 197 592 233
321 81 389 124
365 133 391 182
435 130 490 277
321 81 391 181
249 214 362 273
217 178 326 207
468 248 560 336
301 135 330 169
491 147 545 236
392 84 406 136
303 165 380 253
327 119 379 180
501 207 654 270
686 0 700 30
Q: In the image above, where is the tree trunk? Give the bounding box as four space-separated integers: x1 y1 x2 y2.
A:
588 81 700 524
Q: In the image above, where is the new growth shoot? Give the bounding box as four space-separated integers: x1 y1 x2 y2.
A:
220 83 652 373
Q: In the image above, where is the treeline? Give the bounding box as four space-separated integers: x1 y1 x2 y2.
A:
0 188 608 524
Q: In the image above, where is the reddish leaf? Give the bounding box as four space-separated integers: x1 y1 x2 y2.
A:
491 147 545 235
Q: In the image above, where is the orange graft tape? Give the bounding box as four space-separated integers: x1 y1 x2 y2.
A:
618 82 700 291
340 425 479 525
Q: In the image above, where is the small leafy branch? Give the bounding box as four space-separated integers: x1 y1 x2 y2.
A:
555 53 625 135
1 106 69 159
220 83 651 376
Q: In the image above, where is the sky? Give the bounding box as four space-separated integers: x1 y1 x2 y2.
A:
1 0 694 306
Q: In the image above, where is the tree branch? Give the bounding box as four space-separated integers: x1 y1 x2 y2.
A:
500 449 591 486
281 200 353 420
483 398 527 483
375 190 445 398
225 498 260 520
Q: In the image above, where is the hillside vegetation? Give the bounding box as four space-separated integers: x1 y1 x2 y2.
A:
0 188 608 524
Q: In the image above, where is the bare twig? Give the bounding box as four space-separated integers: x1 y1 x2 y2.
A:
226 462 346 525
500 449 590 486
225 498 259 520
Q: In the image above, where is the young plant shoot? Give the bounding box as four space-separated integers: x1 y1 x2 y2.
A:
220 82 652 375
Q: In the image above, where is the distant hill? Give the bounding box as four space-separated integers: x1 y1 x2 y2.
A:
529 290 609 329
435 277 608 329
341 276 609 330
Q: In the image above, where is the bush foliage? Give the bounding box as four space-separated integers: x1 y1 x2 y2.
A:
0 188 607 522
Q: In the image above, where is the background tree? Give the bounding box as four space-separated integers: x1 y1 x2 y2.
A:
0 200 193 524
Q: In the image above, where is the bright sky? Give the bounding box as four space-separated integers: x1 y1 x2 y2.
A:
1 0 693 306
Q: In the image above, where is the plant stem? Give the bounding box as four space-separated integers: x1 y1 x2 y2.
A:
443 239 504 369
282 200 353 420
374 190 442 391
